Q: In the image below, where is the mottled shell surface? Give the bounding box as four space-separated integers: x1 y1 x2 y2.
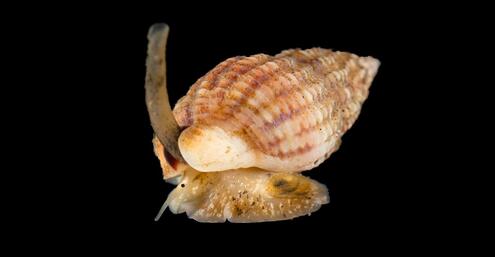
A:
173 48 379 173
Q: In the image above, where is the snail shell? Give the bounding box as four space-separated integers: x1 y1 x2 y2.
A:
145 24 380 222
174 48 379 173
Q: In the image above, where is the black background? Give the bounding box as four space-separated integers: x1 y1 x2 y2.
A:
12 3 468 248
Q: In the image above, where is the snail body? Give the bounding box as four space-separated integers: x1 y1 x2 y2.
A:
145 24 379 222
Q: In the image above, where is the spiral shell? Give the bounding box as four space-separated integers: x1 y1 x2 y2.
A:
174 48 379 173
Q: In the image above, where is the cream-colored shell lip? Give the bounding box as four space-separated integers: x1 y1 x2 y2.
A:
178 125 256 172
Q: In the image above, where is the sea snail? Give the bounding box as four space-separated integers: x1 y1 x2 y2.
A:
145 23 380 223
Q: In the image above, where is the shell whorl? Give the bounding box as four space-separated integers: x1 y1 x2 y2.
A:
174 48 379 172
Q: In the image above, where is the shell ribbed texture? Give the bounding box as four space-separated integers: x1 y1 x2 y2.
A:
174 48 379 164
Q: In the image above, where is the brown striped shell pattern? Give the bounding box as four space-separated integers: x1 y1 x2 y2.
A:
145 24 380 223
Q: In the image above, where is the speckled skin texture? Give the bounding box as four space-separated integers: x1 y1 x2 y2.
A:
165 167 329 223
